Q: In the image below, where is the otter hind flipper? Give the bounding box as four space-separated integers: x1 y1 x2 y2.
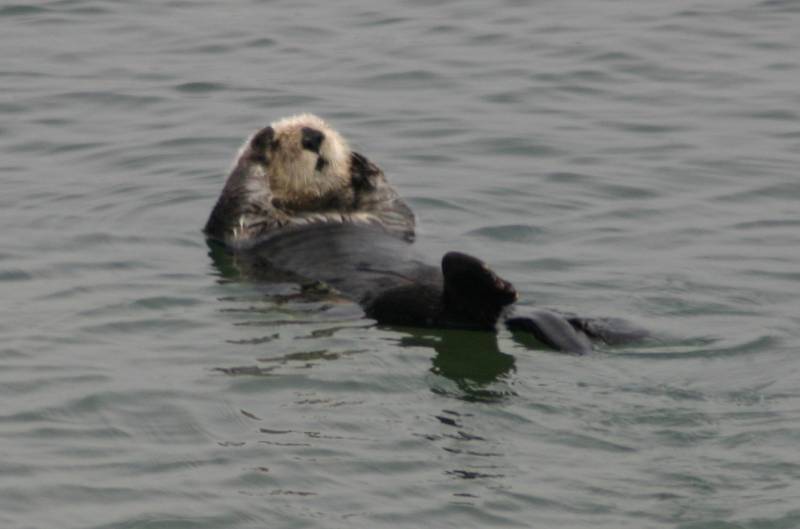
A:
439 252 517 330
363 252 516 331
506 309 593 355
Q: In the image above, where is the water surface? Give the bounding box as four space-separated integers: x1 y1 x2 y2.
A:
2 1 800 528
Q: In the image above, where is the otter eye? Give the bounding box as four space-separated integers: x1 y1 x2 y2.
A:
301 127 325 154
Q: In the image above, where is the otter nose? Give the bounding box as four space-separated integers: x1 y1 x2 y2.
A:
301 127 325 153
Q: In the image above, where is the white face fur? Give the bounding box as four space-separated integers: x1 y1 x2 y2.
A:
263 113 352 208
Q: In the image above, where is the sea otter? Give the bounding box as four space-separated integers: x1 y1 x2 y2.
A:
204 114 645 353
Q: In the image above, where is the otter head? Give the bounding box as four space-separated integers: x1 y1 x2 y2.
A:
251 113 352 211
205 113 414 246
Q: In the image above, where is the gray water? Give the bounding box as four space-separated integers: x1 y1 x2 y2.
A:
3 1 800 528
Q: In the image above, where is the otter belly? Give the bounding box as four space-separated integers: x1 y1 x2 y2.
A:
249 223 439 302
236 223 517 330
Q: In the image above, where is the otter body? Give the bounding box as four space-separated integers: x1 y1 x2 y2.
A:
205 114 645 353
234 222 515 330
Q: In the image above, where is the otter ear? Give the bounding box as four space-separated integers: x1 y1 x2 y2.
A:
248 126 274 163
350 151 381 191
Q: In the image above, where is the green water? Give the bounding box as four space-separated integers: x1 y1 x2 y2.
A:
2 1 800 528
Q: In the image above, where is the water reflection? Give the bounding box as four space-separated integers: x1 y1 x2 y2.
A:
207 240 301 284
398 329 517 401
209 239 517 399
206 240 241 281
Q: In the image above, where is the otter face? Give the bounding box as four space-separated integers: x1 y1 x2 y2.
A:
253 113 352 210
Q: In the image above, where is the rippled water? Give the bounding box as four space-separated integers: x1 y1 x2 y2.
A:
3 1 800 528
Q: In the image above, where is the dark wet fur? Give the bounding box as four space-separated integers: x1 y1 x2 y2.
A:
230 223 517 332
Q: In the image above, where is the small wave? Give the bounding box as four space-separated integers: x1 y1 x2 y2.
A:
0 5 47 17
174 81 228 93
467 224 544 243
